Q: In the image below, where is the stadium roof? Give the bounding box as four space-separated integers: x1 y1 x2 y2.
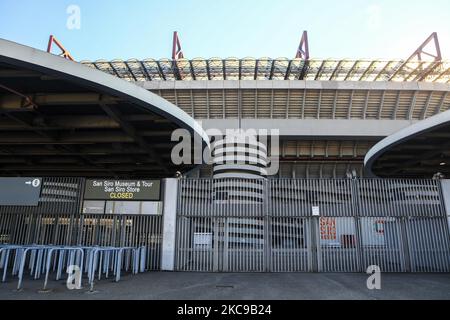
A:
365 109 450 178
81 58 450 83
0 39 209 178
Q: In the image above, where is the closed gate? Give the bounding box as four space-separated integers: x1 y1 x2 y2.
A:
0 177 163 270
176 178 450 273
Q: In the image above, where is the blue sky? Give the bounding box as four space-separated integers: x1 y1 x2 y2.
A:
0 0 449 61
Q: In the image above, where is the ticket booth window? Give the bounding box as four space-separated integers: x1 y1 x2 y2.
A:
105 201 140 215
82 200 105 214
82 200 162 215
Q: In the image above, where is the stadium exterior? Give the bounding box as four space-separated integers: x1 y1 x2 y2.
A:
0 33 450 278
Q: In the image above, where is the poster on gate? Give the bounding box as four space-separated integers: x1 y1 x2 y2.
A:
320 218 336 241
360 217 396 246
319 217 356 247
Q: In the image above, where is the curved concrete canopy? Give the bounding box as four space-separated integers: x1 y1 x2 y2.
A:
364 109 450 178
0 39 210 177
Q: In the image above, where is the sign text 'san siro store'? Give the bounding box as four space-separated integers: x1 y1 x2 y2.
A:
84 180 161 201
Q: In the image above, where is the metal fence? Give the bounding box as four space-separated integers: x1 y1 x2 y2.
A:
0 178 163 271
175 178 450 273
0 214 163 271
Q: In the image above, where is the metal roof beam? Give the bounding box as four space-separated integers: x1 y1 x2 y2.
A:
108 62 121 78
285 60 293 80
269 60 275 80
222 59 227 80
314 60 327 81
155 61 167 81
413 61 441 82
139 61 153 81
238 60 242 80
389 33 442 81
344 60 360 81
82 58 450 84
172 60 183 81
124 61 138 81
374 61 398 81
434 68 450 82
359 60 377 81
205 61 211 80
330 60 344 81
298 60 309 80
99 102 169 173
254 59 259 80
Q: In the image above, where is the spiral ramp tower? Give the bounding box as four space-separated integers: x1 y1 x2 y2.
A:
210 135 269 251
212 136 268 202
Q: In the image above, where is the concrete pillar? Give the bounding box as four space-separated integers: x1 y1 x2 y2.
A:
161 178 178 271
441 180 450 215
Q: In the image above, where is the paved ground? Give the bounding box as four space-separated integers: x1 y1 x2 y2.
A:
0 272 449 300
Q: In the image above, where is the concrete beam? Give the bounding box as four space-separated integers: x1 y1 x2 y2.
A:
0 93 120 110
0 131 134 143
138 80 450 92
197 119 417 139
0 115 120 129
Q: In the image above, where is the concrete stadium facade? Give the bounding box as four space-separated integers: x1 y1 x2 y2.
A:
1 39 450 279
84 65 450 179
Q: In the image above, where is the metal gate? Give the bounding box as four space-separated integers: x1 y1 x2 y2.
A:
0 178 163 270
175 178 450 273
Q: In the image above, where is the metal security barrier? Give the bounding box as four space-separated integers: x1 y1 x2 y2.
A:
0 177 163 272
0 244 147 290
0 245 23 282
77 214 162 270
42 246 84 290
84 246 146 290
176 178 450 273
0 213 162 271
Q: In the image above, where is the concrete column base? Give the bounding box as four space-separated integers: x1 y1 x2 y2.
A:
161 178 178 271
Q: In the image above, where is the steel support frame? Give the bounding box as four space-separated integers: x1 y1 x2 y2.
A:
172 31 184 60
390 32 442 81
295 31 310 60
47 35 74 61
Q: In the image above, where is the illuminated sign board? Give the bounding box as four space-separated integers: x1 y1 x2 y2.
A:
84 180 161 201
0 178 42 206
